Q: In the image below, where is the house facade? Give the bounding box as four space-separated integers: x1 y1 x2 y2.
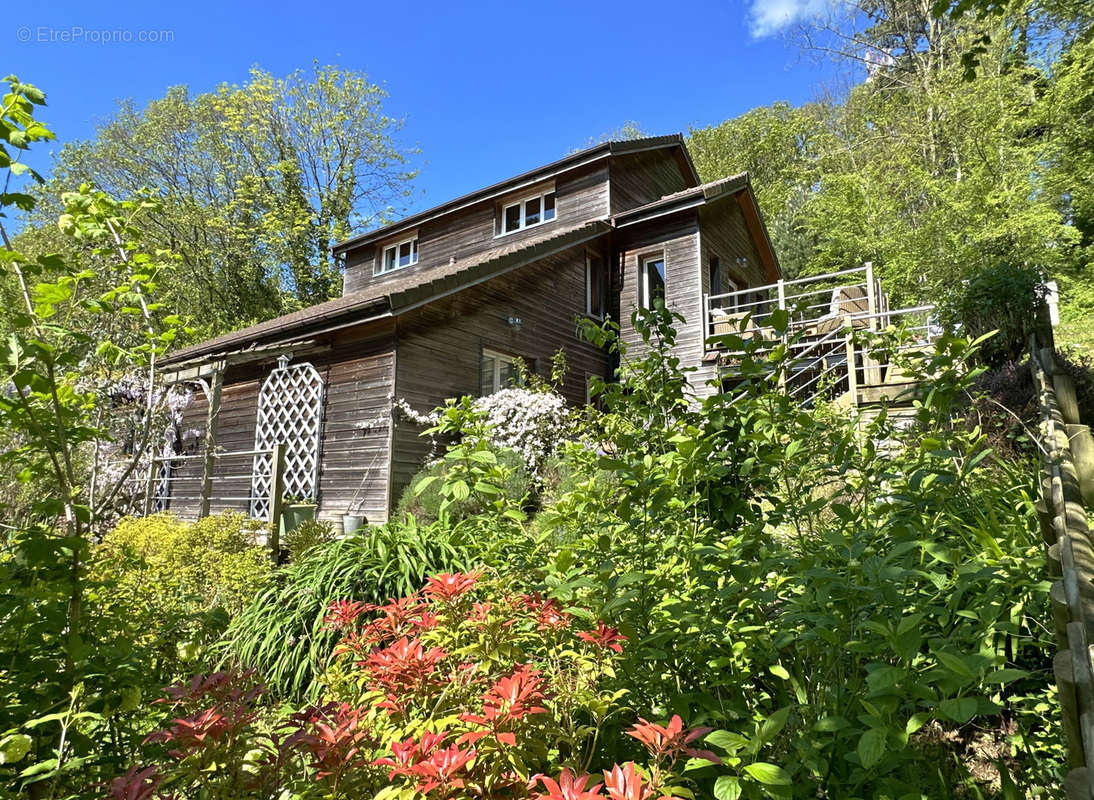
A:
158 135 780 525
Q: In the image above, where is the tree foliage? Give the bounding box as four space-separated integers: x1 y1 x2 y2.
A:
687 0 1093 348
24 63 417 336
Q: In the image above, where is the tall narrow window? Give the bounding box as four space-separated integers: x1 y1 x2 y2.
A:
709 256 721 296
586 252 607 318
725 276 741 312
641 257 666 309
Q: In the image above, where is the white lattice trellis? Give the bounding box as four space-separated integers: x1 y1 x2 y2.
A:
250 358 325 519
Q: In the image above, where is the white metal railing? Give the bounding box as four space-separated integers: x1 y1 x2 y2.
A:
717 300 939 409
704 264 887 347
146 445 285 524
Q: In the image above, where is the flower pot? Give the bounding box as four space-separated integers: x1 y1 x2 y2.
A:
280 503 316 536
341 513 367 535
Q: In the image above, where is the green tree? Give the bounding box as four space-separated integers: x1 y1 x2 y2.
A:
689 0 1086 327
688 102 831 277
28 63 416 335
0 74 193 794
1040 31 1094 349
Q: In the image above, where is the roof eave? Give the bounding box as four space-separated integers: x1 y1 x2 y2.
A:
160 297 392 367
331 135 689 256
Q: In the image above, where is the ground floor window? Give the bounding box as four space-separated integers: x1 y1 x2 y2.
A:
481 348 520 394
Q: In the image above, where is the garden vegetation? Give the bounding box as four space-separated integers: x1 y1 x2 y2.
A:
0 28 1075 800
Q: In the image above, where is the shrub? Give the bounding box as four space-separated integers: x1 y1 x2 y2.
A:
472 387 571 477
394 449 532 524
938 262 1048 366
284 518 338 562
221 516 471 700
518 308 1063 796
112 573 719 799
95 512 272 671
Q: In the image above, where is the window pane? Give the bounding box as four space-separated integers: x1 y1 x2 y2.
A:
384 247 396 272
499 359 519 389
645 259 666 306
587 254 604 317
525 197 541 226
543 192 555 221
398 242 412 266
504 204 521 232
411 239 419 262
481 355 497 394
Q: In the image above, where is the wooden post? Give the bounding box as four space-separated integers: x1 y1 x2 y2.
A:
1038 499 1058 546
1056 373 1081 426
703 293 711 345
1052 581 1071 647
267 442 286 561
845 330 858 406
1064 767 1093 800
142 453 157 517
864 261 877 329
1069 424 1094 509
1058 650 1087 768
198 365 224 519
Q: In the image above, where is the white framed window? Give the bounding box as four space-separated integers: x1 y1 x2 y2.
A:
586 251 608 319
480 348 520 394
376 235 419 275
499 190 556 235
724 276 741 312
641 256 666 309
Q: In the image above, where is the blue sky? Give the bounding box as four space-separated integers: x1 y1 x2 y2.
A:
9 0 839 217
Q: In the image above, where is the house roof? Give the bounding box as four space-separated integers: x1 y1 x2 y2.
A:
162 220 611 366
611 172 750 225
611 173 781 282
331 134 699 255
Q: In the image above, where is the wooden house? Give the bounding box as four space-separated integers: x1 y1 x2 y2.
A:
158 135 780 525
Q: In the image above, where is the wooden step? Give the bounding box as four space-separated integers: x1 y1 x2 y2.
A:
856 381 922 406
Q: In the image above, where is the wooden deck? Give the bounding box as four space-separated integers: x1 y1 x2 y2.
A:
703 265 938 409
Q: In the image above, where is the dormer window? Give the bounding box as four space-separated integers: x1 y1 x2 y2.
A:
500 190 556 235
376 235 418 275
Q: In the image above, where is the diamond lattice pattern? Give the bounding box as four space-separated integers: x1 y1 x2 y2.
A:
250 362 325 520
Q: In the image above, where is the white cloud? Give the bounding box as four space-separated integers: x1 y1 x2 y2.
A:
748 0 828 38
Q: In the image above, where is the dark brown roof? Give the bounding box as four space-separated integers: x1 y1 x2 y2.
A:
331 135 698 255
611 172 750 225
611 172 781 283
163 220 611 366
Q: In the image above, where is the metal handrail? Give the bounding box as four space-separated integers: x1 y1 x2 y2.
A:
151 446 273 464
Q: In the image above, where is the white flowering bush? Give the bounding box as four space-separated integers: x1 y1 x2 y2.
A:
472 387 570 477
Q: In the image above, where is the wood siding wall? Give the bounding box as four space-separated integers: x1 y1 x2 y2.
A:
617 215 703 371
692 197 770 395
160 322 397 525
617 198 772 397
390 243 611 507
343 164 610 298
315 324 397 523
698 196 768 297
609 151 691 215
